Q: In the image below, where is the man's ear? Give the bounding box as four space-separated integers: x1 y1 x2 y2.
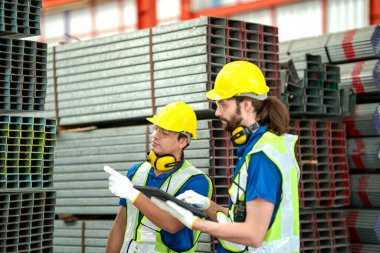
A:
243 98 253 112
178 136 189 149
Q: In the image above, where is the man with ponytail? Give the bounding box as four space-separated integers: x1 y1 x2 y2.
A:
152 61 300 253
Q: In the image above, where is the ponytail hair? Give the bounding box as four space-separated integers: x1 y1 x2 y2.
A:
251 96 289 135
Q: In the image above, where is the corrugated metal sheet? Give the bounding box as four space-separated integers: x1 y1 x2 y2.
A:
277 0 322 41
327 0 369 33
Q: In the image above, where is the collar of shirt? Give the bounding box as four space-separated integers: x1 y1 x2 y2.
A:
236 125 267 157
234 125 267 177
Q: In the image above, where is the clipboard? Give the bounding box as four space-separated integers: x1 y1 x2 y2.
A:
135 185 207 218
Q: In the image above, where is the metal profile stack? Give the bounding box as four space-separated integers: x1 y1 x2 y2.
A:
350 174 380 207
352 244 380 253
45 16 280 127
347 137 380 170
0 115 56 189
343 103 379 137
280 54 341 116
0 0 42 38
280 25 380 64
348 209 380 250
289 120 350 209
0 190 56 252
0 1 55 252
300 210 350 252
0 38 47 111
339 60 380 94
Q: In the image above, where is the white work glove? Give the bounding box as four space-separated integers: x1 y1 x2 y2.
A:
104 165 140 203
151 197 199 229
176 190 210 210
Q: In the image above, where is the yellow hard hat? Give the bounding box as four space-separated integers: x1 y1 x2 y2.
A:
206 61 269 101
146 101 197 139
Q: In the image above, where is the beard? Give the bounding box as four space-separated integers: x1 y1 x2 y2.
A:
224 112 243 132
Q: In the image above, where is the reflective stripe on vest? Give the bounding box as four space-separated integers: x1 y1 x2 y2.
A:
121 160 209 253
219 132 300 253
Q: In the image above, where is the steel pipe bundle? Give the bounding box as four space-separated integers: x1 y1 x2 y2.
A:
280 54 341 116
339 60 380 94
352 244 380 253
45 16 280 127
0 38 47 111
347 137 380 169
0 115 56 189
300 210 350 253
280 25 380 64
343 103 379 137
0 190 56 252
289 120 350 208
348 209 380 245
53 219 211 253
350 174 380 207
0 0 42 38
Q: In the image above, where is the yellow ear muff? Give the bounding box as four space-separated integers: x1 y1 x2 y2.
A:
147 151 177 172
230 127 248 145
230 123 260 145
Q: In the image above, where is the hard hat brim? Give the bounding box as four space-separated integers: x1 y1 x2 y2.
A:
206 89 224 101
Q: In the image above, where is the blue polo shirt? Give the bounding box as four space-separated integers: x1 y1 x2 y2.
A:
217 126 282 253
119 161 212 252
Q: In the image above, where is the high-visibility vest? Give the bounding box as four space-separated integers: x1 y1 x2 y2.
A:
218 132 300 253
120 160 212 253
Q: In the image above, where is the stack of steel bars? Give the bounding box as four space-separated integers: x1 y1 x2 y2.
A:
53 220 212 253
339 60 380 94
0 38 47 111
280 25 380 64
0 1 55 252
289 120 350 209
0 191 56 252
281 25 380 252
348 209 380 253
0 115 56 189
45 16 280 127
300 210 350 252
280 54 341 116
0 0 42 38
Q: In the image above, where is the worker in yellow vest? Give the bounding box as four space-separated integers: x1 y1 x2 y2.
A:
153 61 300 252
105 101 213 253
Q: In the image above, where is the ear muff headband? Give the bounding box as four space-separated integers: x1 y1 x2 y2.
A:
230 122 260 145
147 151 178 172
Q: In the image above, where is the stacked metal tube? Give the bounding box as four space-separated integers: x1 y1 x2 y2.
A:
45 16 280 127
281 25 380 252
0 1 56 252
280 54 341 115
280 25 380 64
0 0 42 38
300 210 350 253
0 38 47 111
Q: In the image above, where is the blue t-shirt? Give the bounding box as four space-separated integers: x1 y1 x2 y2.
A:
217 126 282 253
119 161 212 252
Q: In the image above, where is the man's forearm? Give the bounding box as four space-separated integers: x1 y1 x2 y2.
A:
205 201 228 221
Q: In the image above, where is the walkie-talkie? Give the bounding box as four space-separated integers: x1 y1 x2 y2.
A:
233 200 246 222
